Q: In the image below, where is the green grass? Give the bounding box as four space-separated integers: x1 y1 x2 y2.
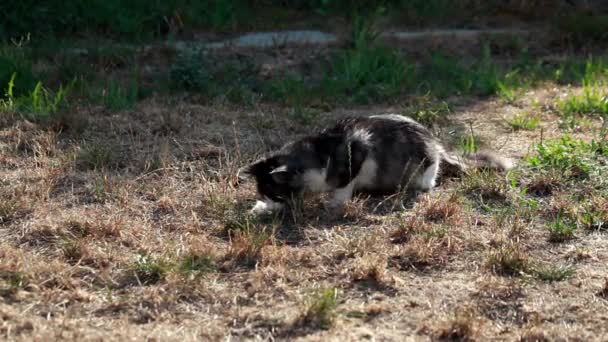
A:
321 41 411 104
0 0 252 40
131 252 171 285
102 79 140 111
298 288 339 330
177 252 216 278
1 73 70 121
77 144 118 170
548 213 577 242
527 136 608 181
403 95 451 124
531 264 575 282
505 113 540 131
558 86 608 118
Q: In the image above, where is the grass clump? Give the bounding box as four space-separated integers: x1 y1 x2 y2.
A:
177 252 216 279
0 270 29 297
532 264 574 282
548 213 577 242
226 221 274 267
131 252 170 285
102 79 141 111
403 95 451 125
527 136 608 181
323 43 410 104
505 113 540 131
486 245 529 277
558 86 608 118
296 288 339 330
77 144 118 170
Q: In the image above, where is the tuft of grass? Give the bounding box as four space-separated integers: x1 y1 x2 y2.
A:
226 222 274 267
461 170 509 206
486 245 529 277
505 113 540 131
1 72 70 121
77 144 118 170
102 79 140 111
527 136 608 181
0 270 29 297
0 199 19 225
130 252 170 285
403 95 451 125
297 288 339 330
177 252 216 279
531 264 574 282
558 86 608 118
547 213 577 243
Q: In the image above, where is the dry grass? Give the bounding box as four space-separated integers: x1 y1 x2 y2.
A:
1 45 608 341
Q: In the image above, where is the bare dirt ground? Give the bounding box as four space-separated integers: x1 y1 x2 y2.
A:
2 34 608 341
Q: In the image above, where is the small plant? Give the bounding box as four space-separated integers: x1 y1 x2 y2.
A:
486 245 529 277
77 144 118 170
0 271 28 296
505 113 540 131
177 252 216 279
131 252 170 285
297 288 339 330
532 264 574 282
103 79 140 111
0 199 19 224
226 223 273 267
458 124 479 154
527 136 608 181
578 197 607 230
547 213 577 242
557 86 608 118
403 95 451 125
461 170 509 206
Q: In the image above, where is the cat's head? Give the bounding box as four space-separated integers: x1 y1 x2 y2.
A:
238 155 303 214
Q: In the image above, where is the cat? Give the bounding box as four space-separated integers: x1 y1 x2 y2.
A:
239 114 512 214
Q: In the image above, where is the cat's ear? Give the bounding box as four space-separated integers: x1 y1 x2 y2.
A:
269 165 289 184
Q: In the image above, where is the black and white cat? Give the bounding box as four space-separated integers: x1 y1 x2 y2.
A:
239 114 512 214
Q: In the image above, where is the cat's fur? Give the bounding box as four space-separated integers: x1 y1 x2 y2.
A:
239 114 512 214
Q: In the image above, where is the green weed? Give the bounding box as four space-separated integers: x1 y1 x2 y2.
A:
505 113 540 131
77 144 118 170
548 213 577 242
527 136 608 181
486 245 529 277
0 271 28 296
297 288 339 330
532 264 575 282
323 44 410 104
177 252 216 278
403 95 451 124
102 79 140 111
557 86 608 118
131 252 170 285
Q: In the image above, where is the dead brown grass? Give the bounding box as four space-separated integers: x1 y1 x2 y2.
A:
1 44 608 341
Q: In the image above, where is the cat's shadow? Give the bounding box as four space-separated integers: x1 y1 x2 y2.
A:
235 190 424 245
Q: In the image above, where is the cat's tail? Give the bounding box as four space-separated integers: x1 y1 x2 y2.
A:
439 150 514 178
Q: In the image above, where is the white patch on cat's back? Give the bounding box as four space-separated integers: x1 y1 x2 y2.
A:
350 128 372 145
302 167 331 193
